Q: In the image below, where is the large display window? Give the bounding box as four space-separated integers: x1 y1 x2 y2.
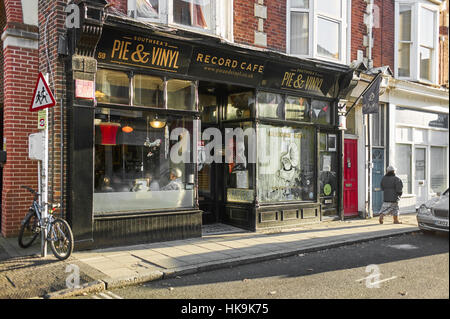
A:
93 107 195 214
257 124 316 203
225 121 255 203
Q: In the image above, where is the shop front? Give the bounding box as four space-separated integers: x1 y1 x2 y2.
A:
66 12 352 249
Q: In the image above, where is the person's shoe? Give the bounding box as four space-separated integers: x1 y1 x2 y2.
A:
393 216 402 224
379 214 384 224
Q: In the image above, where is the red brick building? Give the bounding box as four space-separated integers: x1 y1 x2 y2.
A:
0 1 448 247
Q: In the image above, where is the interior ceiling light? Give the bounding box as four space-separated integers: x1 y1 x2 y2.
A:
122 125 134 133
150 115 166 129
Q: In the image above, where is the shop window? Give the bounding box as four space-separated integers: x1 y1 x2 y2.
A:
199 92 218 124
311 100 332 125
225 91 254 120
167 79 196 111
395 144 412 194
93 108 195 213
430 147 448 194
257 124 315 203
95 69 130 105
225 122 255 203
133 74 164 108
285 96 310 122
257 92 284 120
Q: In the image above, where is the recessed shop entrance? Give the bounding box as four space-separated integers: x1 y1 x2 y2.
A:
198 81 252 225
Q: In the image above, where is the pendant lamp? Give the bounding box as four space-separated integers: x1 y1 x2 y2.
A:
99 122 121 145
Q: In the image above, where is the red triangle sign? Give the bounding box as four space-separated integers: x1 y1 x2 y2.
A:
29 72 56 112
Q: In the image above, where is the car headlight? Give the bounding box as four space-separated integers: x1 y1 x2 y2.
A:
418 204 432 216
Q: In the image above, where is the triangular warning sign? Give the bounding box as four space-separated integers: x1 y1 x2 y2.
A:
29 72 56 112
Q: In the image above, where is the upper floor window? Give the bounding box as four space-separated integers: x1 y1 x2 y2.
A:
128 0 232 40
395 1 439 84
288 0 348 64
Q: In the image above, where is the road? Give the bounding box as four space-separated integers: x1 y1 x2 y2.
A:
77 232 448 300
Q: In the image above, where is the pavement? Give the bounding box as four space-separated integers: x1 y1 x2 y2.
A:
0 213 420 299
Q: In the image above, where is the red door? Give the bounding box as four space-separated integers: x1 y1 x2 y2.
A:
344 139 358 217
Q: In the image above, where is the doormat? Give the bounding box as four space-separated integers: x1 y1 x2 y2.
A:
202 223 247 236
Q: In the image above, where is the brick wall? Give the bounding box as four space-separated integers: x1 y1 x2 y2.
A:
351 0 395 70
265 0 286 52
233 0 258 47
37 0 68 227
1 0 40 236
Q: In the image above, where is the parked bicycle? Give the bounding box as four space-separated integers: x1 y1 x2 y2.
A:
18 186 74 260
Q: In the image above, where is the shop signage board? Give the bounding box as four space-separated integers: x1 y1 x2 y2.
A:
96 28 192 75
261 62 337 98
96 28 341 98
188 47 265 87
29 72 56 112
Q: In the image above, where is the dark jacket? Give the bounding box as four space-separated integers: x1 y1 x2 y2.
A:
380 172 403 202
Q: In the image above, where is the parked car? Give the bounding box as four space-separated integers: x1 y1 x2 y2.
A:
416 188 449 233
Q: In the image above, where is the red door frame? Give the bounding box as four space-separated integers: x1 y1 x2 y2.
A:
344 139 358 217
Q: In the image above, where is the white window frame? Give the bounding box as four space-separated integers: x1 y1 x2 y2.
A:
127 0 167 23
394 0 440 84
128 0 233 41
286 0 348 65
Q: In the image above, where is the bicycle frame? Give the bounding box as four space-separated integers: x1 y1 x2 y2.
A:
31 199 58 242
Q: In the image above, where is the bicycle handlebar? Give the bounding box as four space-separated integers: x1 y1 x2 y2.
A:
21 185 41 200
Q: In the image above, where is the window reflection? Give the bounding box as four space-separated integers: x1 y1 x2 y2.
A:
285 96 310 121
257 92 284 119
167 79 196 111
95 69 129 105
136 0 159 19
133 74 164 107
173 0 213 30
226 91 254 120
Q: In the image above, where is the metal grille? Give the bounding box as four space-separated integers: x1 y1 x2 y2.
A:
433 209 449 219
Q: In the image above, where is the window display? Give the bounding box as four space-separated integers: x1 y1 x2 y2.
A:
225 122 255 203
133 74 164 107
257 124 315 202
285 96 310 121
226 91 254 120
93 108 194 213
95 69 129 105
167 79 196 111
311 99 332 125
257 92 284 119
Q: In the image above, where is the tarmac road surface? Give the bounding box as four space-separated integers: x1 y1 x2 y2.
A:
79 232 449 299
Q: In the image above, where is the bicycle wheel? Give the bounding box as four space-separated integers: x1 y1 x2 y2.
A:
48 218 74 261
18 210 40 248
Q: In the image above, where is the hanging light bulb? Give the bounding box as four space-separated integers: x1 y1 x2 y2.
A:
122 124 134 133
150 115 166 129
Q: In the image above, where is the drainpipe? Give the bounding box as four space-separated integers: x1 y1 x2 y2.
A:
366 0 374 218
366 0 374 69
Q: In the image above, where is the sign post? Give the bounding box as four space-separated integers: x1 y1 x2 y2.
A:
29 72 55 257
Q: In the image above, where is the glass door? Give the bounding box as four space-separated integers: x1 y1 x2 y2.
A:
414 147 427 205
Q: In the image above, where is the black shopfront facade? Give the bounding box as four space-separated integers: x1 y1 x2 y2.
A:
66 10 353 249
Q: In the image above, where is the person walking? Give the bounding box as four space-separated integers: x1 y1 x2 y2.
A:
379 165 403 224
